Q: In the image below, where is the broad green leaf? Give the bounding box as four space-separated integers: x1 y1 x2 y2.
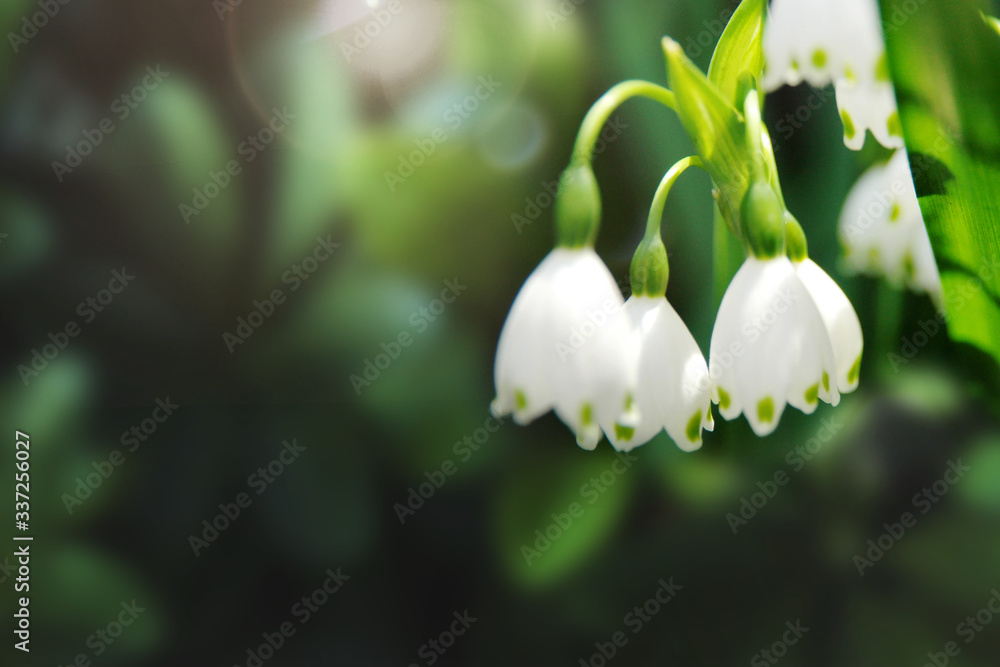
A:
708 0 766 108
882 0 1000 370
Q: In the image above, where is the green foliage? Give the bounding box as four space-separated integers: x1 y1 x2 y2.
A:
883 0 1000 369
495 449 634 588
708 0 766 108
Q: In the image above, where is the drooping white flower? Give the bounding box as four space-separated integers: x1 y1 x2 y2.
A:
491 247 639 449
838 149 944 308
709 256 839 437
763 0 903 150
605 296 713 453
794 258 864 393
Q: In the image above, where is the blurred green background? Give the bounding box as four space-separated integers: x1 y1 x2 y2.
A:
2 0 1000 665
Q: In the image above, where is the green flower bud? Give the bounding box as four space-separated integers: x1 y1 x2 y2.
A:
742 181 785 259
555 163 601 248
630 235 669 297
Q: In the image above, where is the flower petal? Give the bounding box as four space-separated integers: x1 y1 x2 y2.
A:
795 259 864 393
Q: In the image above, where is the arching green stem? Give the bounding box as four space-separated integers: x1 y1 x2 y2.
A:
630 156 705 297
557 81 678 248
570 80 677 164
644 156 704 239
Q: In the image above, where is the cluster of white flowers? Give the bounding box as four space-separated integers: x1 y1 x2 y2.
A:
491 238 862 447
764 0 944 304
491 0 941 452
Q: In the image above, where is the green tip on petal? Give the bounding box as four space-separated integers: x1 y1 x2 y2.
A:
757 396 774 424
685 410 702 443
804 383 819 405
822 372 830 393
581 403 594 426
515 390 528 411
890 202 901 222
615 424 635 441
888 111 902 138
812 49 827 69
848 353 862 386
875 52 890 82
718 387 731 410
841 109 856 141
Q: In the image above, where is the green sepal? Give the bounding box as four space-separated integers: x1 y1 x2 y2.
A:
555 163 601 248
663 38 750 241
708 0 767 108
630 235 669 297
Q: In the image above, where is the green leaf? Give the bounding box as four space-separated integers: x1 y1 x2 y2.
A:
882 0 1000 370
708 0 766 108
663 39 750 241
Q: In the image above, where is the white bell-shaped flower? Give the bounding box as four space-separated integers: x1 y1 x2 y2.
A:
763 0 903 150
491 247 639 450
794 258 864 393
709 256 839 437
606 296 714 453
838 149 944 307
